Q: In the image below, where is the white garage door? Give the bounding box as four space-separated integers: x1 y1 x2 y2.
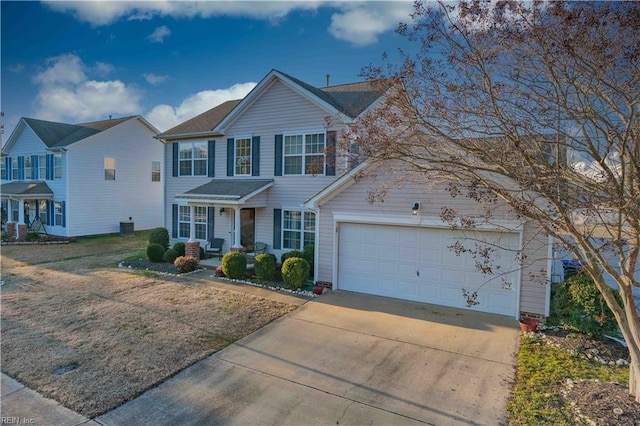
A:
337 223 520 316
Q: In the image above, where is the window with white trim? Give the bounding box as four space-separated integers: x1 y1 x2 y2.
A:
282 210 315 250
12 157 18 180
25 157 32 180
151 161 161 182
179 142 207 176
0 158 5 180
39 155 46 179
234 137 251 176
283 132 325 175
194 206 207 240
54 154 62 179
54 202 63 226
178 206 208 240
104 157 116 180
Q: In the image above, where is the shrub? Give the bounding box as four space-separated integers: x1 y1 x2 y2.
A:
174 256 199 273
173 242 185 256
281 250 304 264
255 253 277 281
26 232 40 242
550 273 620 336
148 227 169 250
163 248 178 263
199 246 205 260
147 243 165 262
281 257 310 290
303 244 314 275
221 252 247 279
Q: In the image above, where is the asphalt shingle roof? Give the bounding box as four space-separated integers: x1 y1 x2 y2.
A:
22 116 133 148
157 100 241 139
0 181 54 196
180 179 273 200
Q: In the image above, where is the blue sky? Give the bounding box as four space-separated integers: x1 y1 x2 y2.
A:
1 0 415 140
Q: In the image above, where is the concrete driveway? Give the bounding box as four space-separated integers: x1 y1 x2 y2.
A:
97 291 519 425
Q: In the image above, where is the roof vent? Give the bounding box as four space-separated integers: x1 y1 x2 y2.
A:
325 74 330 87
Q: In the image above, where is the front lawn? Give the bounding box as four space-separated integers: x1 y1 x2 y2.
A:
0 233 299 418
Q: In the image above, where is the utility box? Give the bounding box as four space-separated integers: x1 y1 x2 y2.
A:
120 221 134 236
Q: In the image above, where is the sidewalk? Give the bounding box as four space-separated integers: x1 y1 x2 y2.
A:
1 373 98 425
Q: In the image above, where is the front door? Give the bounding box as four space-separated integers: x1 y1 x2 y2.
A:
240 208 255 252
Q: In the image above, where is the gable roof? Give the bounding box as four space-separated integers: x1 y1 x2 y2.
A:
0 181 54 199
5 116 140 151
156 99 241 141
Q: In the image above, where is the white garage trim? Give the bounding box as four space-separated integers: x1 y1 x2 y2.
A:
332 216 523 318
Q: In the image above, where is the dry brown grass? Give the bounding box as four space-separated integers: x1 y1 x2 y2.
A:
0 233 300 418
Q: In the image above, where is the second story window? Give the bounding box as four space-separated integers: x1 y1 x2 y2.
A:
234 137 252 176
54 154 62 179
0 158 5 180
39 155 46 180
152 161 161 182
104 157 116 180
25 156 32 180
284 132 326 175
12 157 18 180
179 142 207 176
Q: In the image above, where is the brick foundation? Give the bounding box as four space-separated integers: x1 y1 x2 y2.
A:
230 246 246 253
185 241 200 259
5 222 16 240
17 224 28 241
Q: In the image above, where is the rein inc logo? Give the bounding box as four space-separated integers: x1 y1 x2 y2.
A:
1 418 35 424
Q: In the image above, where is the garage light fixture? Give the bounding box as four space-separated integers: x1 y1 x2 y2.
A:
219 208 225 215
412 202 420 215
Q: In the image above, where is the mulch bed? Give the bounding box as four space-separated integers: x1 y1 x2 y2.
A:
119 258 179 274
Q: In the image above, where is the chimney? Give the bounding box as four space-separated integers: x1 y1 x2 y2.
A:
325 74 330 87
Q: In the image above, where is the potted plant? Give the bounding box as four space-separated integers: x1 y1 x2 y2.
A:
519 318 539 333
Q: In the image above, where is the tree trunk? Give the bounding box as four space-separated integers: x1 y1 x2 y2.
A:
631 355 640 403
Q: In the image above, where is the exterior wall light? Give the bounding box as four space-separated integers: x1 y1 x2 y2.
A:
412 202 420 215
219 208 225 215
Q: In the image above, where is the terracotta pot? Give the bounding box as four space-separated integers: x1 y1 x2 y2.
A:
519 318 539 333
312 285 323 295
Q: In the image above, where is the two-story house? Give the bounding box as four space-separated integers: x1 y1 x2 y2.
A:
1 115 164 238
159 69 551 320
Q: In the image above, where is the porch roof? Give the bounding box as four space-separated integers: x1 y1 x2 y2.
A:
0 181 54 199
175 179 273 204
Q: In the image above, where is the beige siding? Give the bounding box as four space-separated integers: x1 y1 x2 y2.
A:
317 168 550 316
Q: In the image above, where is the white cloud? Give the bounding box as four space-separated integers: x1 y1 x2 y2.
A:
328 2 413 46
143 73 169 85
33 53 141 122
146 82 256 132
8 63 25 73
42 1 413 46
147 25 171 43
94 61 115 77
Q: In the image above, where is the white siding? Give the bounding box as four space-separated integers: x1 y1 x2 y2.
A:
66 118 163 236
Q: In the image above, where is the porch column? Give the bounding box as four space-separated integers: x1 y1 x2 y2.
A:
188 205 196 242
17 199 25 224
231 207 243 250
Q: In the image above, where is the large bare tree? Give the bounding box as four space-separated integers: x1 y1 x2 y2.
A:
349 1 640 400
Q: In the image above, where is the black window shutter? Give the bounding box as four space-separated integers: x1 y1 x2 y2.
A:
5 157 11 180
207 207 215 240
172 204 178 238
46 154 54 180
227 138 234 176
172 143 179 177
61 201 66 227
208 140 215 177
326 131 336 176
251 136 260 176
18 156 24 180
274 134 283 176
273 208 282 249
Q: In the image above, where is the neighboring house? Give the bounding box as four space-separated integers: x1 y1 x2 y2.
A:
1 116 163 238
158 69 550 319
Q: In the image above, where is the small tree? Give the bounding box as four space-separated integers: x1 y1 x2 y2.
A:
148 227 169 251
353 1 640 400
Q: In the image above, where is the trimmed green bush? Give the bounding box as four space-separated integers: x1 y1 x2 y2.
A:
148 227 169 250
163 248 179 263
173 242 185 256
221 251 247 279
550 273 620 336
281 257 310 290
199 246 205 260
147 243 165 262
26 232 40 242
255 253 277 281
303 244 314 275
281 250 304 264
174 256 199 273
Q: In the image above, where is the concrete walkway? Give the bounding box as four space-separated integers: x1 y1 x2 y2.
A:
2 291 519 425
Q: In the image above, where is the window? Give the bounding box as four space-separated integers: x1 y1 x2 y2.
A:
179 142 207 176
12 157 18 180
104 157 116 180
39 155 46 179
282 210 315 250
25 156 32 180
178 206 208 240
283 132 325 175
39 200 47 225
55 202 63 226
54 154 62 179
234 137 252 175
0 158 5 180
152 161 161 182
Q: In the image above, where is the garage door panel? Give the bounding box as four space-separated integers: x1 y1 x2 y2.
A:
338 223 519 317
